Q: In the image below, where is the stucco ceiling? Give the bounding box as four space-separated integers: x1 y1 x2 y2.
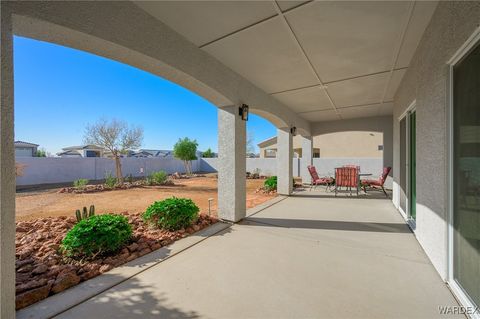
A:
134 0 437 122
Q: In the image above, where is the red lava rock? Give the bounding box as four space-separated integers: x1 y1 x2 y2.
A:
51 271 80 294
16 283 52 310
126 252 138 262
150 243 162 251
17 264 34 273
16 258 34 270
14 213 217 310
127 242 139 252
16 278 48 294
32 264 49 275
99 264 113 273
138 248 151 257
16 226 28 233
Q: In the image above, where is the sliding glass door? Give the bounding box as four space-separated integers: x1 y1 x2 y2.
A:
452 41 480 307
399 110 416 222
409 111 416 220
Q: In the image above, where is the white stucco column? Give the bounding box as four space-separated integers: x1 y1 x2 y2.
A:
277 128 293 195
301 135 313 185
217 106 246 222
0 3 16 318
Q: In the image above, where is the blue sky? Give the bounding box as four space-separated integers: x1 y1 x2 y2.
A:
14 36 276 155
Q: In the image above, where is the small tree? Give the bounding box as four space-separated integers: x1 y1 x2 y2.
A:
84 119 143 184
202 148 214 158
173 137 198 175
35 148 47 157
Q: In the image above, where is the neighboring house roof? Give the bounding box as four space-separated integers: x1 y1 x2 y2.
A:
130 150 154 157
257 136 277 148
14 141 39 148
57 150 82 156
62 144 104 151
137 149 171 157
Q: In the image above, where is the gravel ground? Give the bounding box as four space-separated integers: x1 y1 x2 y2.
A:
16 176 275 221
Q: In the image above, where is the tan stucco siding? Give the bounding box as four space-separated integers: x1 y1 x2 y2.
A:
259 131 383 158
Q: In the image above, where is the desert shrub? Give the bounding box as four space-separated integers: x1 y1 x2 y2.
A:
104 172 117 188
146 170 168 185
142 197 199 231
61 214 132 259
75 205 95 222
264 176 277 191
125 174 134 183
73 178 89 190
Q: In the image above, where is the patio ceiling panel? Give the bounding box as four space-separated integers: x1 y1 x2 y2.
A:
298 109 339 122
271 86 332 113
202 17 319 94
327 72 390 108
284 1 411 83
134 1 277 47
338 103 383 120
395 1 438 68
134 0 438 123
276 1 311 12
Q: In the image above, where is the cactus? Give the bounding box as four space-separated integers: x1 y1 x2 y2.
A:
75 209 82 222
89 205 95 217
75 205 96 222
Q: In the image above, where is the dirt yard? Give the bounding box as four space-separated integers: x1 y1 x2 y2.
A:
16 176 274 221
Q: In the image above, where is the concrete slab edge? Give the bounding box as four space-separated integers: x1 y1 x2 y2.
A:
246 195 287 218
16 221 231 319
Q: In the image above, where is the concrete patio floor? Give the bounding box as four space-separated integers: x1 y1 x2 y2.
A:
53 191 462 319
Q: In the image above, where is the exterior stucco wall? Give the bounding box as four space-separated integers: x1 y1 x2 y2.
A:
311 116 393 170
393 1 480 279
258 131 383 158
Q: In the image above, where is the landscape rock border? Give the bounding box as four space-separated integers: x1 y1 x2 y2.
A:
15 213 217 310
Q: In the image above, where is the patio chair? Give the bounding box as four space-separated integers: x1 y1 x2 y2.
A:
307 165 334 191
335 167 359 196
360 167 392 198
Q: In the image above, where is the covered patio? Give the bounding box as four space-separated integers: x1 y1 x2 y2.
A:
2 1 480 317
20 192 460 319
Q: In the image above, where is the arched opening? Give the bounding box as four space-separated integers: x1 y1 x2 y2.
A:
12 31 288 311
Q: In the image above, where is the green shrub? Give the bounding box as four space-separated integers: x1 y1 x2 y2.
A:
125 174 134 183
73 178 89 190
61 214 132 258
146 170 168 185
142 197 199 231
264 176 277 191
104 172 117 188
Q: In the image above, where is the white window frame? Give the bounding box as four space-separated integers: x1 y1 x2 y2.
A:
397 100 416 230
446 24 480 318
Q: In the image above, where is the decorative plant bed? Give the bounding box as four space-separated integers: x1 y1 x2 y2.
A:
58 180 176 194
15 212 217 310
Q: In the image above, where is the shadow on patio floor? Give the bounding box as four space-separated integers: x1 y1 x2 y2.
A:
242 217 411 233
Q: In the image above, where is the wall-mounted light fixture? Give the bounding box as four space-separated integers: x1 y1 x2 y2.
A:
290 126 297 136
239 104 249 121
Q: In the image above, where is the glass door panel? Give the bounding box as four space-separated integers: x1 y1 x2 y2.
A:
453 42 480 307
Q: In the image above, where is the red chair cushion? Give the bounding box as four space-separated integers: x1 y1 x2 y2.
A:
361 179 382 187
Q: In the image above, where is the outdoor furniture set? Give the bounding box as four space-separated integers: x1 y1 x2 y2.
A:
307 165 391 198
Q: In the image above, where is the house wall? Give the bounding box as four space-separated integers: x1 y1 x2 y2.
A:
15 146 35 157
258 130 384 159
392 1 480 279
